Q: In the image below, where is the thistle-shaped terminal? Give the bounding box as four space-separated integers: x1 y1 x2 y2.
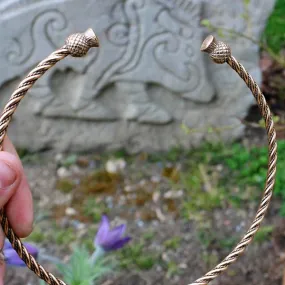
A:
65 28 99 57
200 35 231 64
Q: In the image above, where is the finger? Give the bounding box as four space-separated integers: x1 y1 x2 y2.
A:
2 137 33 237
0 259 4 285
5 176 33 237
0 227 5 285
2 136 22 160
0 151 22 204
0 149 22 256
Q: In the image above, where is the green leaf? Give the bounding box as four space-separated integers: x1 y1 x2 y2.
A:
56 246 114 285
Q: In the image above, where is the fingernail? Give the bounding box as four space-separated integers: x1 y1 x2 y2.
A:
0 161 17 190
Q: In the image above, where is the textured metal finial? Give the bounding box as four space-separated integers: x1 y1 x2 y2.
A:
65 28 99 57
200 35 231 64
192 35 277 285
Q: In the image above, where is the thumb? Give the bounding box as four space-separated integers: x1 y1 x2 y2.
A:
0 152 22 285
0 152 22 207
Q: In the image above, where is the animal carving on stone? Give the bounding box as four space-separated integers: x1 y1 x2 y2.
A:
0 0 214 124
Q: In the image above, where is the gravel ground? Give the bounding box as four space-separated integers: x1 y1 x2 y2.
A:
5 135 285 285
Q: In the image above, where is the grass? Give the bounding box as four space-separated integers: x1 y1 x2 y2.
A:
254 225 274 244
198 228 216 249
23 138 284 275
167 139 284 252
202 252 219 268
143 230 156 241
218 236 240 250
220 140 285 214
165 261 181 278
118 241 159 270
82 198 109 223
175 140 285 218
54 227 76 245
164 236 182 250
147 146 185 163
197 224 241 252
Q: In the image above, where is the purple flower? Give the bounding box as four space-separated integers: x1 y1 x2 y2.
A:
94 215 131 252
4 240 39 267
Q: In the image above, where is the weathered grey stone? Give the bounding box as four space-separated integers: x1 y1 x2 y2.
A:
0 0 276 152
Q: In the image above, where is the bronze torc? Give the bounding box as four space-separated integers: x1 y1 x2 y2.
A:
0 30 277 285
189 35 277 285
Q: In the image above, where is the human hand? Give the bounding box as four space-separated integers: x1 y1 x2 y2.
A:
0 136 33 284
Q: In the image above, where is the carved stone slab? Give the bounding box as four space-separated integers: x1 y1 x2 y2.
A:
0 0 276 152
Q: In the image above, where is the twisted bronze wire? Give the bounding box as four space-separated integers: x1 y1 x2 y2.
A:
188 36 278 285
0 30 277 285
0 28 99 285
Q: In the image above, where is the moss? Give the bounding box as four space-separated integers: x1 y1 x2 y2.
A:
254 225 274 244
178 165 223 220
82 198 109 223
78 170 121 195
143 231 155 241
165 261 181 278
119 241 159 271
218 236 239 250
56 178 75 193
54 228 76 245
168 140 285 219
198 228 216 249
162 166 180 182
164 236 182 250
135 255 157 270
202 252 219 268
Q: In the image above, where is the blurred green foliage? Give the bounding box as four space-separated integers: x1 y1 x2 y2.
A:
178 140 285 218
83 198 109 223
164 236 182 250
119 241 159 270
176 140 284 252
254 225 274 243
180 164 224 220
220 140 285 215
263 0 285 53
165 261 181 278
56 178 75 193
54 227 76 245
27 226 46 243
56 246 114 285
